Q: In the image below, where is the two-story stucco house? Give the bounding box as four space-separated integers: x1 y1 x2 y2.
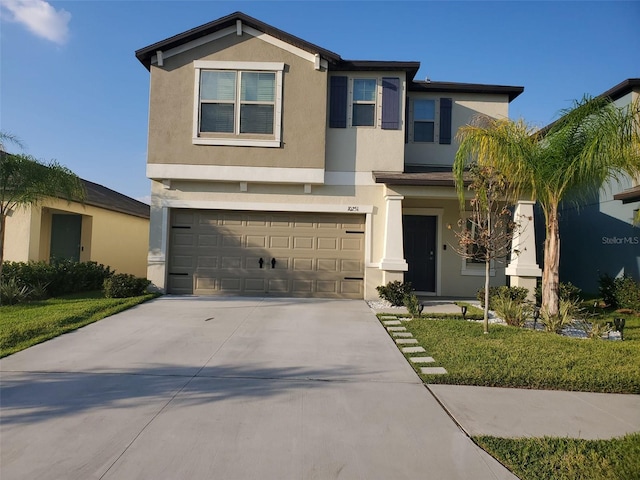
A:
553 78 640 293
135 12 539 299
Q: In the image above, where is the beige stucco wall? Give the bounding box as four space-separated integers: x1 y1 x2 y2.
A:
3 199 149 278
147 33 327 171
325 72 407 174
404 93 510 167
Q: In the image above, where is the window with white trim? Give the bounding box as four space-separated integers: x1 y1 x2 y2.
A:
352 78 377 126
193 61 284 147
413 99 435 142
461 214 495 276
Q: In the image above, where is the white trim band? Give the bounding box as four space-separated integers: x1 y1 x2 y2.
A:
147 164 325 184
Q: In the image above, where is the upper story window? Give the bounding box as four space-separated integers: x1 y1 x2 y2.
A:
193 61 284 147
352 79 377 126
329 75 401 130
408 97 453 145
413 99 435 142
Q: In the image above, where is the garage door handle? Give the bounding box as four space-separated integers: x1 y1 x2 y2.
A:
271 258 276 269
259 258 264 269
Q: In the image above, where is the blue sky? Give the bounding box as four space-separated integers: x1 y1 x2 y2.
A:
1 1 639 202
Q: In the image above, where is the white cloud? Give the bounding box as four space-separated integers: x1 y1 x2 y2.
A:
0 0 71 45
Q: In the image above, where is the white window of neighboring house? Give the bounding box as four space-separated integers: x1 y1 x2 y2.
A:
461 214 495 276
193 61 284 147
413 99 436 142
351 78 377 126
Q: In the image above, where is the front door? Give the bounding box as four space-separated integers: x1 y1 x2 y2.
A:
50 214 82 262
403 215 436 292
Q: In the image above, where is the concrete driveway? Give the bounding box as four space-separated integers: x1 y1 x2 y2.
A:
1 297 515 479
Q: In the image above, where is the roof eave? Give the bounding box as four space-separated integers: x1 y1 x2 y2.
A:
135 11 342 70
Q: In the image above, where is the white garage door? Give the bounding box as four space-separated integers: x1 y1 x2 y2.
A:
167 209 365 298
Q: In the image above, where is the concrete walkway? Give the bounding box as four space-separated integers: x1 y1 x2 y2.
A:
371 299 640 441
1 297 516 480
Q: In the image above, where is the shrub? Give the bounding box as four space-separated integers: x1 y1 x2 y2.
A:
613 276 640 312
477 286 529 309
403 293 422 318
534 281 583 306
598 274 640 311
598 274 618 307
0 277 32 305
492 293 532 327
1 260 113 297
540 298 581 334
376 281 413 306
103 274 150 298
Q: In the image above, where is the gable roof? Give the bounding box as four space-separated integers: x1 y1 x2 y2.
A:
82 179 150 219
135 11 341 70
135 11 524 102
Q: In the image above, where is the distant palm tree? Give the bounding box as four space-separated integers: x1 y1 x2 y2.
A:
0 132 85 291
453 97 640 317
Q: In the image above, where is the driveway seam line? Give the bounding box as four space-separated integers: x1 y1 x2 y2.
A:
98 298 264 479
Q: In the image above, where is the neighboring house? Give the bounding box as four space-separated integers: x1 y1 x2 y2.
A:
135 11 539 299
4 179 150 278
552 79 640 293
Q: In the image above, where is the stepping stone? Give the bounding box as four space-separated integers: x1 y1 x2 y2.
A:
402 346 426 353
420 367 447 375
386 326 406 332
379 315 398 320
410 357 435 363
392 332 413 338
395 338 418 344
383 320 402 326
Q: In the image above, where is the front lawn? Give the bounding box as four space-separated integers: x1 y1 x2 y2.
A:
0 291 157 358
387 314 640 394
474 433 640 480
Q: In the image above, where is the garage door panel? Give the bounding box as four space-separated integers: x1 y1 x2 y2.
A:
221 256 242 269
341 238 362 250
293 258 314 271
168 209 364 297
317 259 338 272
197 234 219 247
317 238 338 250
270 236 290 248
197 256 218 268
293 237 314 249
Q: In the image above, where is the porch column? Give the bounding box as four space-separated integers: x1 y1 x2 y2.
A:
506 200 542 301
379 194 408 272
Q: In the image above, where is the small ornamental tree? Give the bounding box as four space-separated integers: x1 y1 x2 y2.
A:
452 163 519 334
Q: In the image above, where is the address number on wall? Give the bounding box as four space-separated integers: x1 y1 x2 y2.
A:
347 206 359 212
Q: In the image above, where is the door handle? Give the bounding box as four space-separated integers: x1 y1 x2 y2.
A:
271 258 276 269
259 258 264 269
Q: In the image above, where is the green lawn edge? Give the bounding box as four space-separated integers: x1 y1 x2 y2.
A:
473 433 640 480
0 292 159 358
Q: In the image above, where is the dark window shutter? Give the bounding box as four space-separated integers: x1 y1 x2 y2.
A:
381 77 400 130
329 76 347 128
439 97 452 144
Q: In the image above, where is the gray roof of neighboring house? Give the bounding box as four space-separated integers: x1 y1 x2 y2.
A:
82 179 150 219
135 11 523 102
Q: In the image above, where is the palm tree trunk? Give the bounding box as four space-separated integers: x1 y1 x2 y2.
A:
0 213 5 305
542 208 560 317
483 259 490 334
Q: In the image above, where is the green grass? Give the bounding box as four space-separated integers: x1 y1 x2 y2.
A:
382 314 640 394
0 291 158 358
474 433 640 480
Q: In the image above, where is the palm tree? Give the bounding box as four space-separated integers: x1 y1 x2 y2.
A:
453 97 640 317
0 132 85 287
